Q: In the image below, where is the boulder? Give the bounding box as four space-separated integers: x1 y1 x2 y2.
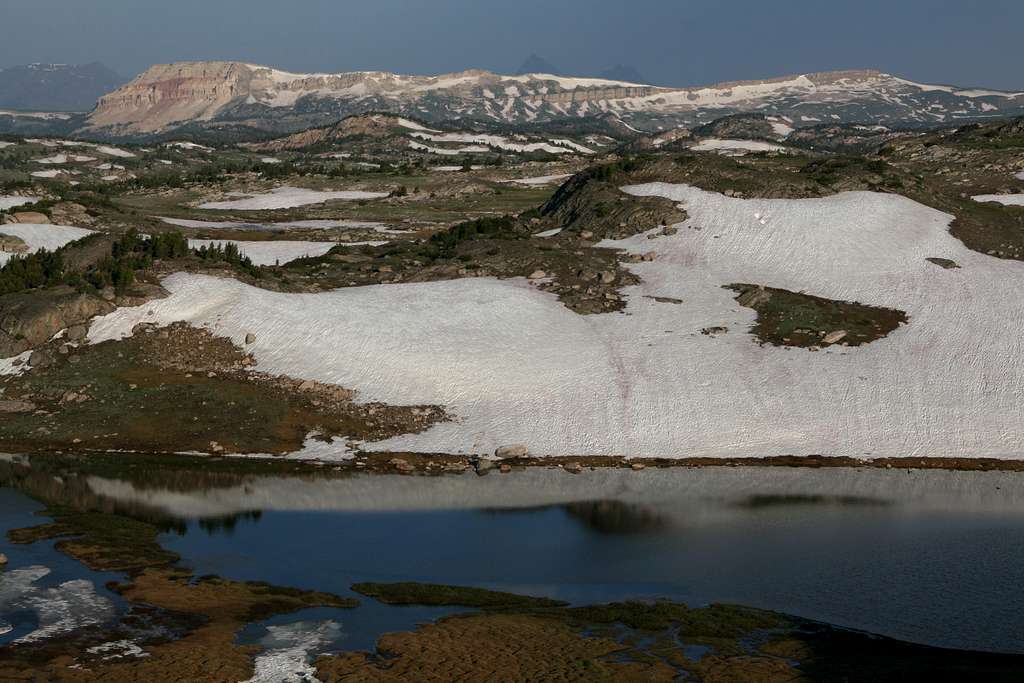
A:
494 444 528 458
12 211 49 224
245 333 256 345
822 330 848 345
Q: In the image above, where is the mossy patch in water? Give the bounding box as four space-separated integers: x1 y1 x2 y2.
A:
353 581 568 609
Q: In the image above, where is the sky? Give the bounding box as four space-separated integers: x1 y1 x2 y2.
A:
1 0 1022 89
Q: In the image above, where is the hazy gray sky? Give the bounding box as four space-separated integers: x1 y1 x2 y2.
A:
2 0 1021 89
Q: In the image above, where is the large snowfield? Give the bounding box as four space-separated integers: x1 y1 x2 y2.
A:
692 138 789 154
198 186 389 210
88 185 1024 459
0 224 96 265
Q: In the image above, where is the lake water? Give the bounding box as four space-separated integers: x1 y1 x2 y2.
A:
4 464 1024 655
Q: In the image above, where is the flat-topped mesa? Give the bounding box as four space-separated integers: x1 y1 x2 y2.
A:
93 61 253 129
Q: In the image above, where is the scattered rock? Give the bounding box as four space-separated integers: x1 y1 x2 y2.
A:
701 326 729 336
528 270 547 280
641 251 657 262
579 230 594 241
563 462 583 474
630 462 647 471
66 325 89 342
0 553 7 565
499 463 512 473
245 333 256 345
28 348 54 368
599 271 616 284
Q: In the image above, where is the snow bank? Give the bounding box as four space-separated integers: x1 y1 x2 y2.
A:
409 140 489 156
159 217 397 233
87 185 1024 459
0 195 37 211
409 131 580 155
188 239 338 266
500 174 572 186
972 193 1024 207
1016 171 1024 181
692 138 789 154
198 186 388 210
0 224 95 265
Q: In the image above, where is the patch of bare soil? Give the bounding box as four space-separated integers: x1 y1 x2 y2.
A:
726 283 908 348
0 321 447 455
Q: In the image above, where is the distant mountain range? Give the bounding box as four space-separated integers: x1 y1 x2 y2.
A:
0 62 125 112
4 60 1023 140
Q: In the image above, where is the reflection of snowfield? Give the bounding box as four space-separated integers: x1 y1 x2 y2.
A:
0 566 115 643
89 184 1024 459
198 186 388 210
87 467 1024 519
241 620 343 683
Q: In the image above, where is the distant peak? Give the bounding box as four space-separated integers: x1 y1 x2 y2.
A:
516 54 561 76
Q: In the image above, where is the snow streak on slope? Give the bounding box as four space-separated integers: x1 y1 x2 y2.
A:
88 186 1024 459
0 224 95 265
972 193 1024 207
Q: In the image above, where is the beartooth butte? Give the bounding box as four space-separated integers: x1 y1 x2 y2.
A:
85 61 1024 136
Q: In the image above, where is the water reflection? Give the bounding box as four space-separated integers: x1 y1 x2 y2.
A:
4 454 1024 654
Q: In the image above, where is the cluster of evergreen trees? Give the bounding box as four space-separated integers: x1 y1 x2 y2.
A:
0 228 259 297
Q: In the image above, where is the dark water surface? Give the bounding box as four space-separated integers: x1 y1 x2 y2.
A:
5 464 1024 655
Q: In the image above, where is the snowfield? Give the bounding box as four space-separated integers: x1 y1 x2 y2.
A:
88 184 1024 459
0 224 96 265
0 195 37 211
500 174 572 186
972 193 1024 207
692 138 789 154
160 217 398 233
198 186 389 210
187 239 339 266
